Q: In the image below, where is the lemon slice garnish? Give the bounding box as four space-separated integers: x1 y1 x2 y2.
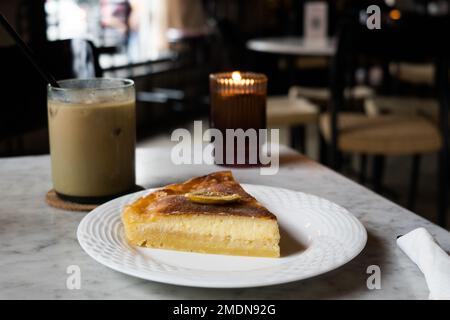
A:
185 191 241 204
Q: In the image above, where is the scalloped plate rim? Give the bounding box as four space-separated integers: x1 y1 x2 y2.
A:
77 184 367 288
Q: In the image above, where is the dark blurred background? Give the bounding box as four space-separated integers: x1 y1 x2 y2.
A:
0 0 449 228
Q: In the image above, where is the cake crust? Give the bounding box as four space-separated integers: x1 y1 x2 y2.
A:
127 171 276 219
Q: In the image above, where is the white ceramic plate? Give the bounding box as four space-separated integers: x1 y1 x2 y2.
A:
77 184 367 288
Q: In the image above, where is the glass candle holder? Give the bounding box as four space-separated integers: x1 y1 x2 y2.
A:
47 78 136 204
209 71 267 166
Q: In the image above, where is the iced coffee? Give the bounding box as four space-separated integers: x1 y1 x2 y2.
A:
47 78 136 203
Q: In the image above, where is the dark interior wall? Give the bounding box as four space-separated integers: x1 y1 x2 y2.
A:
206 0 299 37
0 0 20 29
206 0 339 37
0 0 47 46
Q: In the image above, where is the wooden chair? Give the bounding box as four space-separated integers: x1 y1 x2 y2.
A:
320 11 449 226
390 62 435 86
365 96 438 117
365 95 450 127
295 85 374 109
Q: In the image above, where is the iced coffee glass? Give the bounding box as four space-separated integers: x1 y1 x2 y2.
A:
48 78 136 204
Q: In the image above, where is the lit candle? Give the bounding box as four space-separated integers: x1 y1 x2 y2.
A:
209 71 268 166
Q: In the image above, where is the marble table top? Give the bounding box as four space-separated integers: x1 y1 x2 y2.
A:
1 146 449 299
246 37 336 56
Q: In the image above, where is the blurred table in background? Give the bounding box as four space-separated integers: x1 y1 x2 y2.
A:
267 88 319 154
246 37 336 57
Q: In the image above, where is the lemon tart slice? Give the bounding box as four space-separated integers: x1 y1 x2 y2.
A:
122 171 280 257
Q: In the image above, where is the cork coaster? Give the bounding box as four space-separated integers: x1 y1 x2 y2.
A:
46 189 98 212
46 185 145 212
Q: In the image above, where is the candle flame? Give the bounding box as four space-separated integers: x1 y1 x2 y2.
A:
231 71 242 82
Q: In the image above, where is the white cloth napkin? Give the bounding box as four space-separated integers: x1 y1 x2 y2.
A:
397 227 450 300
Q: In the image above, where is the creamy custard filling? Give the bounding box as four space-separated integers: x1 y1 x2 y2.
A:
124 214 279 241
123 212 280 258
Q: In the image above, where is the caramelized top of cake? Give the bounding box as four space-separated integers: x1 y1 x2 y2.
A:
127 171 276 219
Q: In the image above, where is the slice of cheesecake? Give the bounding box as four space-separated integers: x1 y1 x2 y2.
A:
122 171 280 257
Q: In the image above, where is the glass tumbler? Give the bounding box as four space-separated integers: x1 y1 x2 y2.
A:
47 78 136 204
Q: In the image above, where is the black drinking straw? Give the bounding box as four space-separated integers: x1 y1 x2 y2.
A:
0 14 60 88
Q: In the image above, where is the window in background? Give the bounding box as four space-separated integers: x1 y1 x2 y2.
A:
44 0 170 68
